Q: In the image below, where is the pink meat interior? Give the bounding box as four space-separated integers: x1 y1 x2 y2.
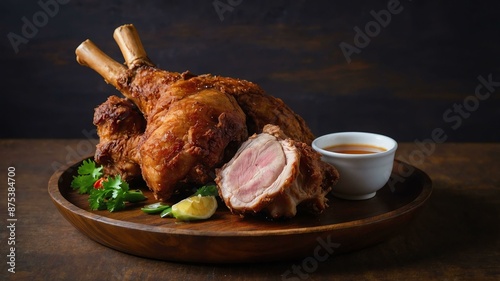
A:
226 135 286 203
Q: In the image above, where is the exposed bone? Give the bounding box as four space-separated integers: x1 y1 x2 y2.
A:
113 24 154 69
75 39 127 89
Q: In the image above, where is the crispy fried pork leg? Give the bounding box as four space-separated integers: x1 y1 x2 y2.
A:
76 24 315 201
76 25 248 200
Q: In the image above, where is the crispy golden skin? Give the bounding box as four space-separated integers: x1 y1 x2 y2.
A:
78 24 315 201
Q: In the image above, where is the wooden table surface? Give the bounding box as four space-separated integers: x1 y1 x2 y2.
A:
1 140 499 280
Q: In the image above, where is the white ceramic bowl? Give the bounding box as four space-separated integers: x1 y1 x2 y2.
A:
312 132 398 200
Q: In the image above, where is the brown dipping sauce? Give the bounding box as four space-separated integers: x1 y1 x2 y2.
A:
324 144 387 154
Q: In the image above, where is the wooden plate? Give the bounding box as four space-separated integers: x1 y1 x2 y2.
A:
48 158 432 263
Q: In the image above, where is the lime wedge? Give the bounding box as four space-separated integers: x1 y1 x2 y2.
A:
171 195 217 221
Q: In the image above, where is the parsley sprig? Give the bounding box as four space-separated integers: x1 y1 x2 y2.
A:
193 184 218 197
71 160 146 212
70 159 103 194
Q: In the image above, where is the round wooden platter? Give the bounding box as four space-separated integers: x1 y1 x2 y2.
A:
48 157 432 263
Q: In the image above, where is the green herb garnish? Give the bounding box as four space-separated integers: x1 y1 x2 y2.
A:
193 184 218 197
88 175 146 212
71 160 146 212
70 159 103 194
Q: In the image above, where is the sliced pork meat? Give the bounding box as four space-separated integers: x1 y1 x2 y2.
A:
215 125 339 219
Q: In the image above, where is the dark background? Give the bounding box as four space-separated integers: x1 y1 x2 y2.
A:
1 0 499 142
